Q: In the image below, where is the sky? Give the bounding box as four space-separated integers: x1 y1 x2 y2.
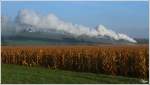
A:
1 1 149 38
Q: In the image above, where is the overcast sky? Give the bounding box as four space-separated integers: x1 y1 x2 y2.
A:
2 1 149 38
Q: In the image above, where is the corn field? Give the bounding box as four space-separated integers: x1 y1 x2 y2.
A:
1 45 149 79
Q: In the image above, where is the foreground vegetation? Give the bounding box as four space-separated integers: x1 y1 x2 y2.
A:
2 64 146 84
2 45 148 79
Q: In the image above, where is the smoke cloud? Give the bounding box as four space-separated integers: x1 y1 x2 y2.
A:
96 25 137 43
3 9 137 43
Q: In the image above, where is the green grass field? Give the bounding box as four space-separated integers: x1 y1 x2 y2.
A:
1 64 147 84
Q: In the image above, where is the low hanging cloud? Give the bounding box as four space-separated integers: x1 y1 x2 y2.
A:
7 9 137 43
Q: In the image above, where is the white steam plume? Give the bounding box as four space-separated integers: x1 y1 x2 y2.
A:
96 25 137 43
16 9 136 43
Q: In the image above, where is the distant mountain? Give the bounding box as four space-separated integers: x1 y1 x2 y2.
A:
2 30 139 46
134 38 149 44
